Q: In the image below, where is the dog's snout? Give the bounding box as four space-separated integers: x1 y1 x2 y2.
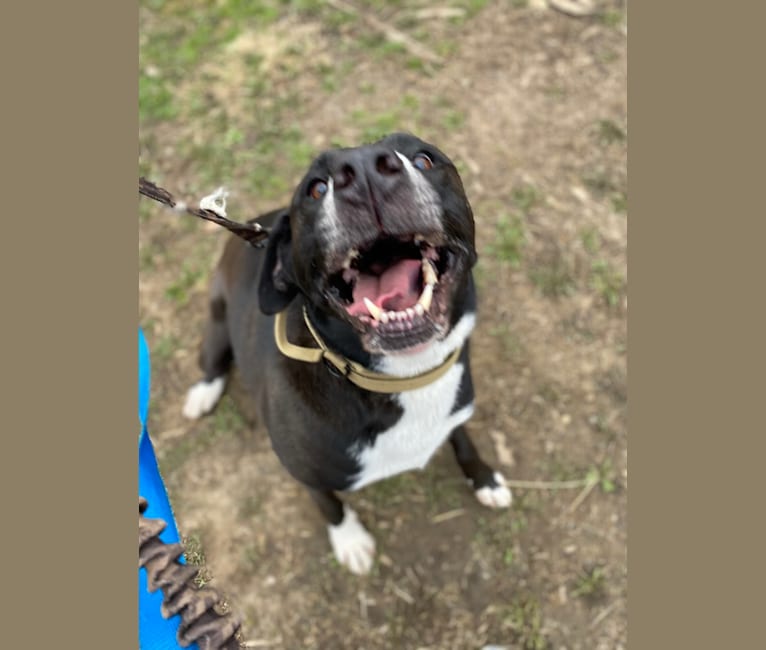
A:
329 146 404 198
375 151 403 176
334 163 356 190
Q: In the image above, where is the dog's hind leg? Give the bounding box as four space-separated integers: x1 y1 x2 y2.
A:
183 273 232 419
449 425 512 508
307 488 376 576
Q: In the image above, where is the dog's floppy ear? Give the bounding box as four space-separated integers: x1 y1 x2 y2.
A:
258 211 298 315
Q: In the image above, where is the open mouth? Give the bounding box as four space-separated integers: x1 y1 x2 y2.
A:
324 233 458 352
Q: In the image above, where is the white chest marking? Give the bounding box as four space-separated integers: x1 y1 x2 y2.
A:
350 313 476 491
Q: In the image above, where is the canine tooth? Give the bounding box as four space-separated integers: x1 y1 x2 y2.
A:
414 303 425 316
363 297 383 321
418 283 433 312
422 259 438 286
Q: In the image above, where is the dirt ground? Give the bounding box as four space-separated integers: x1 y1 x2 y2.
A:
139 1 627 648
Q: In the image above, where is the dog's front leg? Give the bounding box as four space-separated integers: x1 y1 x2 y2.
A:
307 488 376 575
449 425 512 508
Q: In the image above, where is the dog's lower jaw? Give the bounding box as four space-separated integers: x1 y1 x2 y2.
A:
376 312 476 377
327 506 376 575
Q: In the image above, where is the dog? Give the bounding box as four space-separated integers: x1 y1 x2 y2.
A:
182 132 511 574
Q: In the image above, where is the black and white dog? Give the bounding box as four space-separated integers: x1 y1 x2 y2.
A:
182 133 511 574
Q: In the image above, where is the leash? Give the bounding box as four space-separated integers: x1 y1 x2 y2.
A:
274 307 462 393
139 178 270 248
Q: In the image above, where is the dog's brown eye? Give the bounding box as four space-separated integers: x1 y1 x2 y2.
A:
413 153 433 171
309 179 328 200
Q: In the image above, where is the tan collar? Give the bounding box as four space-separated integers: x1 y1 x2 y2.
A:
274 307 462 393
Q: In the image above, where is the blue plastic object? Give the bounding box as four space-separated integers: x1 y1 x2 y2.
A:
139 328 195 649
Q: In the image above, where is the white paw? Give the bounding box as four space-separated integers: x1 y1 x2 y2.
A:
475 471 513 509
182 377 225 420
327 507 376 575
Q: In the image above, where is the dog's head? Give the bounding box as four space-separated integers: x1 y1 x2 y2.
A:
259 132 476 356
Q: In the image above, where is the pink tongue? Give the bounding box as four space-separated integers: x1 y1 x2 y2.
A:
348 259 422 315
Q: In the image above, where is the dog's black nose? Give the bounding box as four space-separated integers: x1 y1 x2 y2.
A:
330 146 403 196
374 150 403 176
333 162 356 190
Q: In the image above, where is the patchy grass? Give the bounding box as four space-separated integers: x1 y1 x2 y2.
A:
351 94 421 143
599 8 625 29
580 226 601 255
529 256 575 298
462 0 493 17
441 108 466 131
612 191 628 214
477 491 541 561
504 596 548 650
572 565 608 603
489 323 527 364
211 395 248 434
536 381 561 406
539 456 583 483
165 263 205 306
238 494 262 520
159 396 244 474
588 414 620 443
152 333 182 363
242 539 268 572
595 119 626 146
590 259 624 308
139 243 159 271
183 532 214 588
139 74 178 123
363 472 422 509
586 459 617 495
583 171 617 196
512 184 542 214
488 214 525 266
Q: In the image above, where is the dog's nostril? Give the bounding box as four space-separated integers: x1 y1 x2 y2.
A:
334 164 356 189
375 153 402 176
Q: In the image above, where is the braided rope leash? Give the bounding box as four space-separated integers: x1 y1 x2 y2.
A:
139 497 244 650
138 177 271 248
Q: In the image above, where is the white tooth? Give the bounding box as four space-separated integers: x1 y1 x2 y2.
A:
418 283 433 312
406 308 414 319
414 303 425 316
387 311 397 321
363 297 383 321
422 259 438 285
380 311 389 324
